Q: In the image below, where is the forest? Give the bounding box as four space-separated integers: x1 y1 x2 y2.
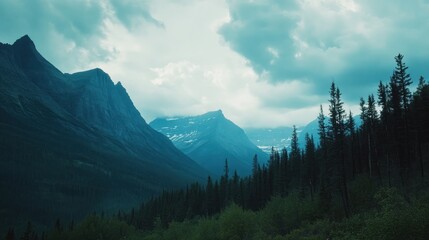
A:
5 54 429 239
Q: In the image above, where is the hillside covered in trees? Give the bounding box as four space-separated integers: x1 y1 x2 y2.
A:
5 54 429 240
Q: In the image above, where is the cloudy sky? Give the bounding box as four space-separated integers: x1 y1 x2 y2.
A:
1 0 428 127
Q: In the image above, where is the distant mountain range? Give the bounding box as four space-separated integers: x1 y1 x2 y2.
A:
0 35 207 228
244 127 295 153
150 110 268 176
245 116 362 154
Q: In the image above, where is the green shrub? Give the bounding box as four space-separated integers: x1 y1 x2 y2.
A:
348 176 377 213
48 215 139 240
357 188 429 239
259 194 319 236
161 220 195 240
219 204 257 240
374 187 406 212
284 219 332 240
192 218 220 240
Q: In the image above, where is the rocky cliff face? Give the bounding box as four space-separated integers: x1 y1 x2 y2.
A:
0 35 207 228
65 68 147 138
150 110 268 176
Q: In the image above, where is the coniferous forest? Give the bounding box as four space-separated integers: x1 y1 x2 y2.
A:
5 54 429 239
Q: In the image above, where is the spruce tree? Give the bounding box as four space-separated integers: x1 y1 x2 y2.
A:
394 54 412 111
280 147 289 195
367 94 379 177
304 134 317 201
346 111 356 178
289 125 301 188
377 81 389 123
206 176 214 215
318 105 331 211
252 154 259 178
328 82 350 217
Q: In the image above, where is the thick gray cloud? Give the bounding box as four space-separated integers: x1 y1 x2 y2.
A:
110 0 164 28
1 0 427 128
219 0 297 79
219 0 429 103
0 0 163 72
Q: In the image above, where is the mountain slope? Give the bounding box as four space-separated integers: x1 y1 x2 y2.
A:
150 110 268 176
0 35 207 229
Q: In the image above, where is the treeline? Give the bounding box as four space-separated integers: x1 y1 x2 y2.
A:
118 128 317 230
120 53 429 229
5 54 429 239
9 186 429 240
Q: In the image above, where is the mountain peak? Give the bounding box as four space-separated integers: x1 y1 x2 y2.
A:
84 68 110 78
87 67 106 74
69 68 114 87
203 109 224 118
115 81 125 90
13 35 35 49
150 110 268 176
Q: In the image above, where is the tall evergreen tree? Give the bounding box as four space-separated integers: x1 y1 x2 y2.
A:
377 81 389 123
394 54 413 111
304 134 317 201
367 94 379 177
359 97 367 129
391 55 412 186
206 176 214 215
412 76 428 181
280 147 289 195
252 154 259 178
346 111 356 178
328 82 350 217
318 105 331 211
378 81 392 185
224 159 229 181
290 125 301 188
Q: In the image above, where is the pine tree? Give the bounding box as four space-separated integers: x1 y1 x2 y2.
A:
328 82 350 217
377 81 389 123
394 54 412 111
318 105 331 211
224 159 229 181
367 94 379 177
346 111 356 178
304 134 317 201
269 148 281 195
232 170 240 203
359 97 370 174
252 154 259 178
359 97 367 130
206 176 214 215
280 147 289 195
378 81 392 186
412 76 427 182
390 55 412 186
289 125 301 188
389 74 402 117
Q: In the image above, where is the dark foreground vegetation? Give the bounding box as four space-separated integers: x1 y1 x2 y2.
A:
5 54 429 239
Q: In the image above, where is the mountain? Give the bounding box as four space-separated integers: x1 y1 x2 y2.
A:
0 35 207 229
244 127 295 154
150 110 268 176
245 116 362 153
